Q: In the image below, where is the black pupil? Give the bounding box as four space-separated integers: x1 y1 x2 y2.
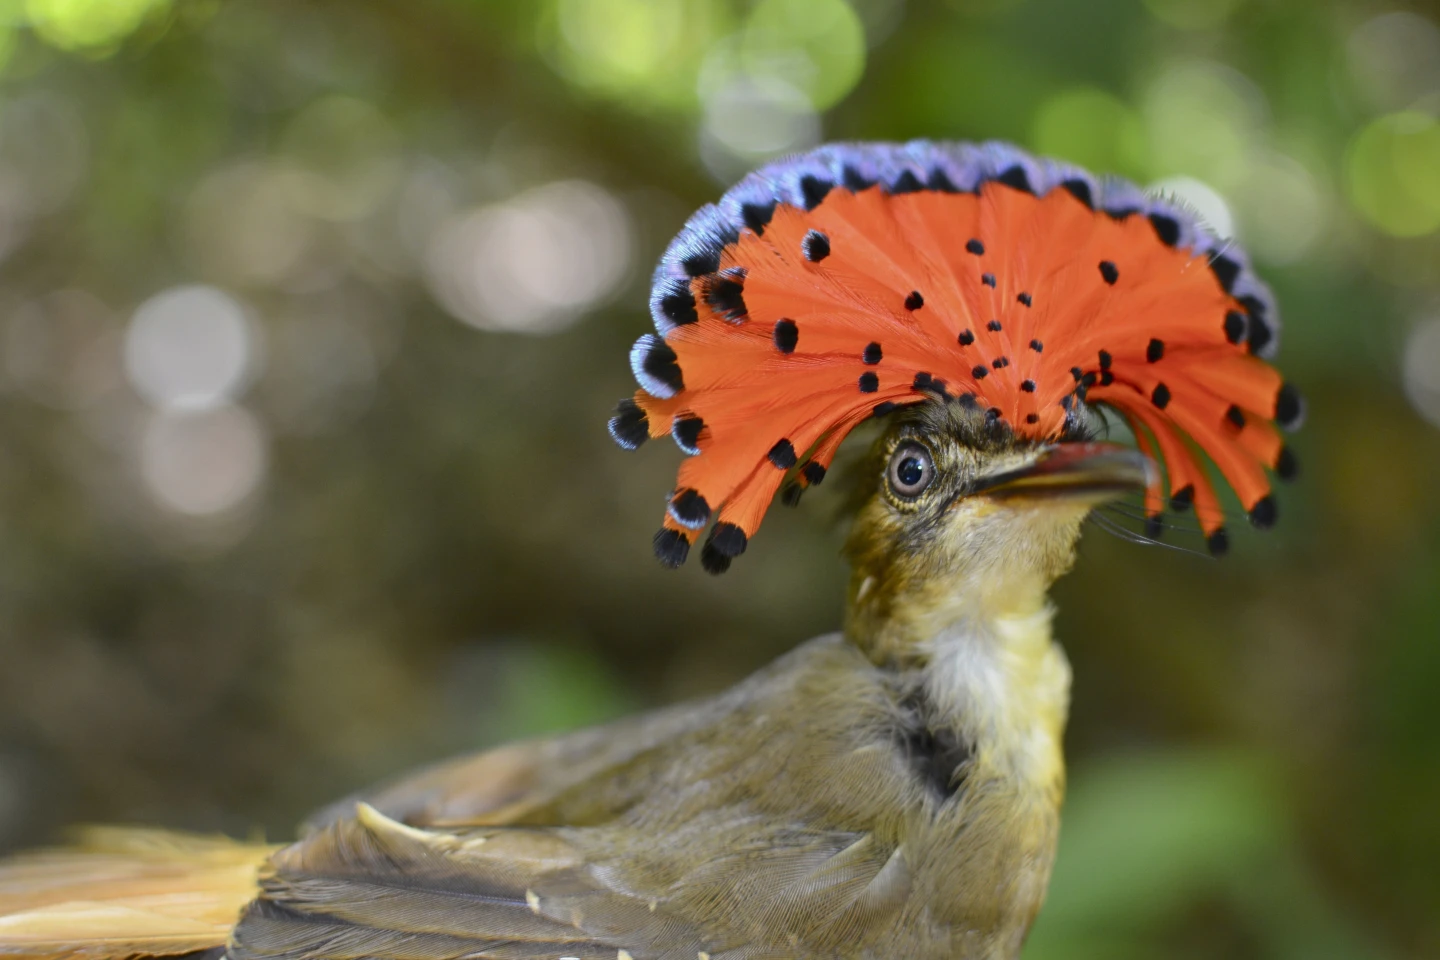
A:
897 456 924 488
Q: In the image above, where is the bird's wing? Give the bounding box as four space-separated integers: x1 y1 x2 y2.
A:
263 638 917 958
301 702 707 834
233 804 645 960
302 636 876 838
233 802 908 960
301 741 556 833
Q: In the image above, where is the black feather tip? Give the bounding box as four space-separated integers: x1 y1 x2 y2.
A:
700 521 748 575
799 175 833 210
705 273 748 322
659 288 699 327
1274 382 1305 430
667 487 711 529
700 544 731 574
607 398 648 450
638 337 684 394
709 521 748 557
1170 485 1195 513
891 169 923 194
1224 310 1248 345
653 528 690 569
1149 213 1181 247
741 201 776 235
1248 495 1277 530
672 413 705 455
768 438 798 469
1061 178 1094 208
997 165 1034 194
1209 253 1240 293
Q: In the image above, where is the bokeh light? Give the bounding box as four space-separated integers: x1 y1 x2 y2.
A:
0 91 88 257
547 0 727 111
1345 111 1440 237
1031 86 1148 180
124 286 257 412
182 161 318 287
1345 11 1440 114
25 0 170 53
140 404 267 516
1403 315 1440 430
741 0 866 112
700 74 820 180
1232 149 1325 265
1142 0 1245 31
849 0 906 47
425 180 632 334
1143 59 1267 189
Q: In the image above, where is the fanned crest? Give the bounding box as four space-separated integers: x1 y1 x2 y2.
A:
610 141 1303 571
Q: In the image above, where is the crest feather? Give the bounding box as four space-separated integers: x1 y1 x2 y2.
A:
615 141 1297 570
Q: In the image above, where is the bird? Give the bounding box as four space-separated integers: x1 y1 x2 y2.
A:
0 141 1301 960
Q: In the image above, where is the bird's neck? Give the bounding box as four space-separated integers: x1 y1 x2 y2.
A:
845 562 1071 792
840 512 1082 953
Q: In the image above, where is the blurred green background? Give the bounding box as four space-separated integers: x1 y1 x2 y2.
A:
0 0 1436 957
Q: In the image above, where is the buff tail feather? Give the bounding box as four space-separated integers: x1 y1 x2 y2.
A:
0 828 275 960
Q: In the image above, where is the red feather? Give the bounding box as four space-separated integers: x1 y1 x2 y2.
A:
616 143 1298 568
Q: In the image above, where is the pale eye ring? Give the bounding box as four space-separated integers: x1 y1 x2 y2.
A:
887 442 934 499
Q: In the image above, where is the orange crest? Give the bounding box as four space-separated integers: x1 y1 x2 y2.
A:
609 142 1302 571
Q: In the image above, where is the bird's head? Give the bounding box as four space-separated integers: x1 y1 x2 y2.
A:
609 141 1300 635
843 399 1150 661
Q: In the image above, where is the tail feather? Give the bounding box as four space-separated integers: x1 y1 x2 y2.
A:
0 828 275 960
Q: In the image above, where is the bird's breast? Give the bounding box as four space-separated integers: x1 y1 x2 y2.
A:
901 610 1072 953
922 609 1071 797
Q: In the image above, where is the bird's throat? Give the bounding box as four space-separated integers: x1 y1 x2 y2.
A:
846 559 1072 799
923 605 1070 793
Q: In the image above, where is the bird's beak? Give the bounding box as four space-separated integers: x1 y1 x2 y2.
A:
973 442 1154 504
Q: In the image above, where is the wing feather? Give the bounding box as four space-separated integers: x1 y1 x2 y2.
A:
233 804 696 960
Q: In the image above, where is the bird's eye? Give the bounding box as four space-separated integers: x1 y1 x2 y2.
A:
887 442 934 499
